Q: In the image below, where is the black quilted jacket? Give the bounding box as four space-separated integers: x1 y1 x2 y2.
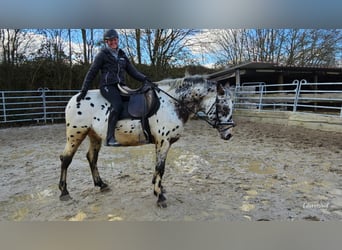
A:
80 47 147 91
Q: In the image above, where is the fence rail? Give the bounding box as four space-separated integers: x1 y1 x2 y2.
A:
0 88 78 125
234 80 342 117
2 82 342 126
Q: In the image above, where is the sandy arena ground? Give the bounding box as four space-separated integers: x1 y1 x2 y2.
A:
0 117 342 221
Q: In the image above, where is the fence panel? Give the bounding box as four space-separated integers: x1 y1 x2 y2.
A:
2 82 342 126
234 80 342 117
0 88 78 125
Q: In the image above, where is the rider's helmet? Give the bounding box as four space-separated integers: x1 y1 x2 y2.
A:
103 29 119 40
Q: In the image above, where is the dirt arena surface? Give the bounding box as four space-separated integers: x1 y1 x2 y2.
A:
0 117 342 221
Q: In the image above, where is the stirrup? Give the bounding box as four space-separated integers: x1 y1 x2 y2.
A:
106 137 122 147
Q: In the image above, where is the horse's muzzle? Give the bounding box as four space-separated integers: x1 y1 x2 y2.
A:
218 122 235 140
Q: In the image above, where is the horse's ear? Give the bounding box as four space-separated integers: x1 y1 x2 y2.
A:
217 83 225 95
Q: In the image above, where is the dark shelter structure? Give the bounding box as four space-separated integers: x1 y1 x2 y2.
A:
209 62 342 88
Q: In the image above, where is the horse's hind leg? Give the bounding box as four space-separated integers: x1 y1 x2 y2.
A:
87 131 109 192
59 123 88 200
59 127 87 201
59 153 74 201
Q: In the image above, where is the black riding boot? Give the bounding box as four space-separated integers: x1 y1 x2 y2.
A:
106 109 121 146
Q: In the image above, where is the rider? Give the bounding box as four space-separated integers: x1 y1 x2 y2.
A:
76 29 152 146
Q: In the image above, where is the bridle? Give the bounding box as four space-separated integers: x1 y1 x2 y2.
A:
149 82 235 129
205 95 235 129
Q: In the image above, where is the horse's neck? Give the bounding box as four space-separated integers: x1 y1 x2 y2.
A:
162 83 208 111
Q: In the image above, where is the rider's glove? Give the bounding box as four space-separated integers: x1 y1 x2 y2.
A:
144 78 158 88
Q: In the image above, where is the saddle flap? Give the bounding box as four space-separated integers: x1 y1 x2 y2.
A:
128 93 147 118
127 88 160 118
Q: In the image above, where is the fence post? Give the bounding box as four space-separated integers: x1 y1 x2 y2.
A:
258 84 264 110
293 80 302 112
233 85 240 110
1 91 6 122
38 87 49 123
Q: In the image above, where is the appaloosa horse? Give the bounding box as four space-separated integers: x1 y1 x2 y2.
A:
59 75 235 207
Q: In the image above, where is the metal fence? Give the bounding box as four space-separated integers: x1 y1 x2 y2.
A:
2 81 342 126
234 80 342 117
0 88 78 125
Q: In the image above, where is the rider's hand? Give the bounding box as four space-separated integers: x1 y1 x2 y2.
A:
144 78 158 88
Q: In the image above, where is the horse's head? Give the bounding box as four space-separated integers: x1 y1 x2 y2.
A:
204 81 235 140
162 75 235 140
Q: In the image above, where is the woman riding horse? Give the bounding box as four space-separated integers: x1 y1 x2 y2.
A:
59 74 235 208
76 29 152 146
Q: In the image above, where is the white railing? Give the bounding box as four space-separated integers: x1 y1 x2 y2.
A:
234 80 342 117
0 88 78 124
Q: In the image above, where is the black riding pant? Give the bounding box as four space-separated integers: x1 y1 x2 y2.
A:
100 84 123 114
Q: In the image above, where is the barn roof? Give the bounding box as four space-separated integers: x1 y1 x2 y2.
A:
209 62 342 83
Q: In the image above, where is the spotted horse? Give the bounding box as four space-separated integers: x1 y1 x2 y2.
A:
59 74 235 208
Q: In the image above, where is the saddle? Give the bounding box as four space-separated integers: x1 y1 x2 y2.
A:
117 83 160 142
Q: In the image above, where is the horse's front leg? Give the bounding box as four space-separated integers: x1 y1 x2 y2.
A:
152 139 170 208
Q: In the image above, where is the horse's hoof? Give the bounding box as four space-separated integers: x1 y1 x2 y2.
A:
60 194 72 201
157 193 167 208
100 185 110 192
157 200 167 208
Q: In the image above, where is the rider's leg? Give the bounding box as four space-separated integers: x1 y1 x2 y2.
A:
100 85 123 146
106 107 121 146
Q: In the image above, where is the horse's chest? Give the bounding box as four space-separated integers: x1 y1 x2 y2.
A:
149 114 183 140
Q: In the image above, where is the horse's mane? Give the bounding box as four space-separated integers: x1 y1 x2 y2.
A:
157 74 209 90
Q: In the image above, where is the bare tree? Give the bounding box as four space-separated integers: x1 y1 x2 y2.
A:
211 29 342 67
33 29 69 85
135 29 142 65
119 29 138 63
68 29 72 88
81 29 88 65
35 29 67 62
144 29 198 70
0 29 22 65
212 29 247 65
119 29 199 77
80 29 96 65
